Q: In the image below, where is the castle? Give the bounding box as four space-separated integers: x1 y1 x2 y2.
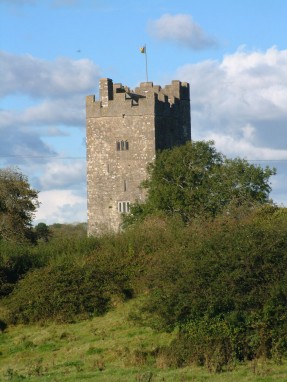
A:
86 78 191 235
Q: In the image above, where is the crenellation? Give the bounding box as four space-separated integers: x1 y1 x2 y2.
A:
86 95 95 103
157 92 168 103
113 92 128 101
113 83 123 93
99 78 113 107
86 77 191 235
139 81 154 88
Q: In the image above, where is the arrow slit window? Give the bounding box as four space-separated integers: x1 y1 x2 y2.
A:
116 140 129 151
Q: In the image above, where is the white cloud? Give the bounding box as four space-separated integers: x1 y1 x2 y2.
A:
0 51 96 223
270 168 287 205
0 96 85 129
35 189 86 224
0 51 99 166
175 46 287 205
0 52 100 98
0 53 99 160
203 129 287 160
148 13 216 50
0 129 56 166
39 160 86 190
176 46 287 157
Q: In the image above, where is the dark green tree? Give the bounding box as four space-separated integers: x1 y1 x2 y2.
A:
0 167 39 243
35 222 52 242
125 141 276 225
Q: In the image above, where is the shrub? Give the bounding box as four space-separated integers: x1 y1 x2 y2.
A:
4 263 111 323
0 241 38 297
4 234 137 324
134 207 287 365
0 318 7 332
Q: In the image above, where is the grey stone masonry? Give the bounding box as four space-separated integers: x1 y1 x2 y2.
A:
86 78 191 235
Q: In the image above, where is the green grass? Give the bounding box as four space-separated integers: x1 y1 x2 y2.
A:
1 300 287 381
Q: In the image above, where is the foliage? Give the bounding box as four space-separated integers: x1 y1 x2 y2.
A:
124 141 276 226
0 167 39 243
0 232 98 299
135 206 287 366
0 242 38 298
1 197 287 372
49 222 87 239
4 242 135 324
5 263 110 324
0 318 7 332
1 298 287 381
34 222 52 242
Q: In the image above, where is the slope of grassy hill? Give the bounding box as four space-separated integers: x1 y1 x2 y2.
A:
1 299 287 382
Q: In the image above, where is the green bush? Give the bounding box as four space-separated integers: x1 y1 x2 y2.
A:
0 241 39 297
4 240 136 324
4 263 111 323
0 318 7 332
134 207 287 365
30 235 101 266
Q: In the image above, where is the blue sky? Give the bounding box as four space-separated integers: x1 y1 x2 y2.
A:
1 0 287 224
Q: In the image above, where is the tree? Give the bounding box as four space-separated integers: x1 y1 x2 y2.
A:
125 141 276 225
35 222 52 242
0 167 39 243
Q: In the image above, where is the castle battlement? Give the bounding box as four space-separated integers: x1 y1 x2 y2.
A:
86 78 191 235
86 78 190 118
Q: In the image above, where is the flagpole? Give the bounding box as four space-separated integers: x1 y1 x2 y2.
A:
145 45 148 82
140 44 149 82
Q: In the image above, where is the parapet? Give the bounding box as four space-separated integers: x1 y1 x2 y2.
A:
163 80 190 102
86 78 190 117
135 80 189 102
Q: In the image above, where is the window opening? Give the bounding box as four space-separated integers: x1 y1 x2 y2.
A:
118 201 130 214
116 140 129 151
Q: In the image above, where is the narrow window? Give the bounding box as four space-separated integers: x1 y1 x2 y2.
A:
107 164 110 173
124 180 127 192
116 140 129 151
118 201 130 214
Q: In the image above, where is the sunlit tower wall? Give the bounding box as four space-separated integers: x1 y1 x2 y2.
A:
86 78 191 235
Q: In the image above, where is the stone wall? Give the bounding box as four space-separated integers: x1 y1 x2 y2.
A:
86 78 191 235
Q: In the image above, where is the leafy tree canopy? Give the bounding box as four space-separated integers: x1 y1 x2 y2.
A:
35 222 52 242
0 167 39 243
124 141 276 225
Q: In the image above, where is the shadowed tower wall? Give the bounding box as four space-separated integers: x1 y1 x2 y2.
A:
86 78 191 235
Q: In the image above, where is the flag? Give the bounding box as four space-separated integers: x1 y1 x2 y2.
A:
140 46 146 53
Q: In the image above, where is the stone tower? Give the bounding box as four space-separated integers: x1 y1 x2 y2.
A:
86 78 191 235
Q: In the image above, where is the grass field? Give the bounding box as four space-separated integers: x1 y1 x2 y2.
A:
1 300 287 382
